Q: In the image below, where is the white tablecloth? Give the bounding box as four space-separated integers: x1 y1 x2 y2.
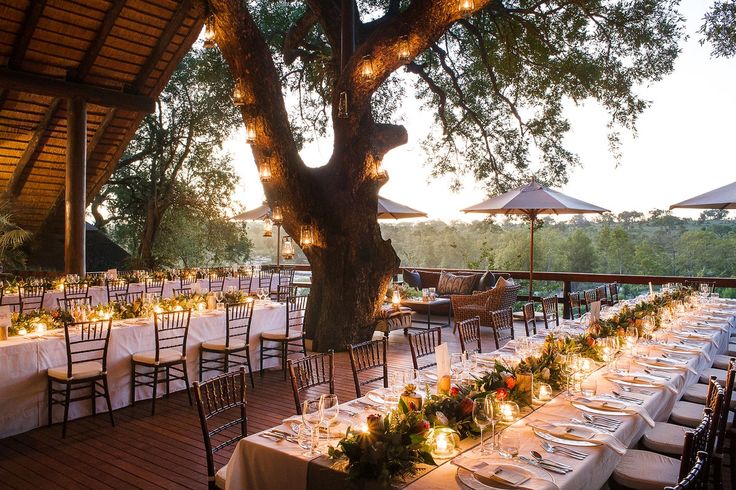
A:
0 302 286 438
225 301 735 490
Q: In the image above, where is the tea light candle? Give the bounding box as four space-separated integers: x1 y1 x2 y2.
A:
197 302 206 312
537 383 552 402
34 322 46 334
358 422 370 434
500 401 519 422
154 305 163 314
18 327 28 336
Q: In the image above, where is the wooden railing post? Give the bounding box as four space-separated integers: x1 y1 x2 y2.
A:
562 279 572 319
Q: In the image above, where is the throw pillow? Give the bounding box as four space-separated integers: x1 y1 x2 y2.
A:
437 272 476 295
484 285 504 311
403 270 421 289
478 271 495 291
418 270 442 288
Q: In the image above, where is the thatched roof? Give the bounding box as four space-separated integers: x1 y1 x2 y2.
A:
0 0 204 234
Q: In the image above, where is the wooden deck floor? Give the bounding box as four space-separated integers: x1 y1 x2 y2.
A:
0 322 501 490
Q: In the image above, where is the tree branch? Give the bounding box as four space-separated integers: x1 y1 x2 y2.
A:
283 7 320 65
371 123 407 158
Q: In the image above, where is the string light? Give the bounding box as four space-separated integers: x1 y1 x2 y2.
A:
232 79 245 106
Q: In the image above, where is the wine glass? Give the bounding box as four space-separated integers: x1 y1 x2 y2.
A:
626 326 639 351
472 397 493 455
319 394 339 441
451 353 465 380
301 399 324 456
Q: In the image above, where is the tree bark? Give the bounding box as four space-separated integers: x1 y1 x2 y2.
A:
137 202 163 269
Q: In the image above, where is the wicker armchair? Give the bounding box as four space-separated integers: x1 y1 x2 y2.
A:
451 283 520 329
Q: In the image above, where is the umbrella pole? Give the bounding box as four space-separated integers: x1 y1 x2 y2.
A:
276 224 281 267
529 213 535 302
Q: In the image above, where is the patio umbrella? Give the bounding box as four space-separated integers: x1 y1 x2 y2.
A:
462 178 609 300
670 181 736 210
376 196 427 220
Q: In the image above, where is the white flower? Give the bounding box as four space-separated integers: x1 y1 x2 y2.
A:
436 411 449 426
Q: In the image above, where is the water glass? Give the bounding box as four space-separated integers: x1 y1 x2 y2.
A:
498 428 521 459
301 400 324 456
319 394 339 441
581 377 597 397
472 398 493 454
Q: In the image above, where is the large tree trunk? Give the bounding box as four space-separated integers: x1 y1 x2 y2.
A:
137 203 162 269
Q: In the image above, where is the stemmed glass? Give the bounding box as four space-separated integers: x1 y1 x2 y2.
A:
451 353 465 381
319 394 339 442
626 326 639 353
302 399 324 456
561 354 578 396
472 397 493 455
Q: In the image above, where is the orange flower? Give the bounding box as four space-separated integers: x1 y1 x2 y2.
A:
505 376 516 389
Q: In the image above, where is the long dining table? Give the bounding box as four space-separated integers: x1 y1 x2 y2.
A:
224 297 736 490
0 300 286 439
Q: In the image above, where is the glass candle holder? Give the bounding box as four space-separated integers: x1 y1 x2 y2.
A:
535 383 553 402
429 427 458 459
499 401 520 423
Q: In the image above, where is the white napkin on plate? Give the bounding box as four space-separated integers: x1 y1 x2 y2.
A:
574 397 655 427
436 343 450 378
452 455 560 490
527 420 627 455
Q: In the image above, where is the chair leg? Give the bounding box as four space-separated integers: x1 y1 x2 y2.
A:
224 352 230 374
198 349 204 382
182 360 192 406
61 383 71 438
130 362 137 406
151 366 159 416
102 376 115 428
47 378 53 427
282 341 287 381
259 340 265 377
165 366 171 398
91 380 97 417
245 349 255 389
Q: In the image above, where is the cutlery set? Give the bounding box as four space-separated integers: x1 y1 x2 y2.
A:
540 441 588 460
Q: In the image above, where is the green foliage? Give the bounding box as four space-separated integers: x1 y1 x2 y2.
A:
700 0 736 58
0 203 30 269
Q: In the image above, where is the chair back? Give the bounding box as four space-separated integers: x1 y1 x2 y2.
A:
105 279 128 302
499 283 520 310
173 287 192 298
62 319 112 378
19 284 45 313
701 376 725 456
193 367 248 490
238 268 253 294
153 310 191 361
209 274 226 292
679 408 712 481
63 282 89 299
583 289 596 309
568 291 585 319
408 327 442 371
348 337 388 397
716 359 736 454
457 316 482 354
288 351 335 414
595 285 608 305
285 288 308 337
258 266 274 291
145 278 165 296
608 283 620 305
180 274 199 289
490 307 514 350
522 302 537 336
113 291 144 304
226 301 255 348
57 296 92 311
665 452 709 490
541 296 559 329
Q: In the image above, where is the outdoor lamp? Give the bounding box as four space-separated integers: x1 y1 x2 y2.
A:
232 79 245 106
246 121 257 144
271 204 283 223
202 17 216 48
300 224 314 248
281 237 295 260
360 55 375 79
258 157 272 182
337 92 349 118
391 289 401 309
459 0 474 15
398 35 411 63
262 216 273 237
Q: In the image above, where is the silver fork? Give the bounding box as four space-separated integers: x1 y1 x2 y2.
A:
540 441 587 460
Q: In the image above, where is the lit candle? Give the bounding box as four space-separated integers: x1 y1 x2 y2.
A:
34 322 46 334
198 302 206 312
18 328 28 336
391 289 401 309
537 383 552 402
154 305 163 314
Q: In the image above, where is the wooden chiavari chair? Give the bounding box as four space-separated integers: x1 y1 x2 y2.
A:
273 266 295 300
208 273 226 293
595 285 608 306
258 266 275 293
490 307 514 350
63 281 89 299
47 319 114 437
180 274 199 292
583 289 597 310
105 279 128 303
173 287 192 298
288 351 335 414
237 267 254 294
568 291 585 319
19 284 45 313
522 302 537 336
348 337 388 397
200 301 256 388
408 327 442 371
541 295 559 330
193 367 248 490
131 309 192 415
113 291 145 304
665 452 709 490
57 296 92 311
608 282 620 305
457 316 482 354
259 286 307 380
145 278 165 296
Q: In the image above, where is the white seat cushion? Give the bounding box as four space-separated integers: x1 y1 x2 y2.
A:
215 463 227 489
48 361 103 381
132 348 182 365
201 338 246 351
612 449 680 490
712 354 733 370
683 382 736 408
261 329 304 341
698 367 726 384
729 343 736 356
641 422 689 455
670 400 705 428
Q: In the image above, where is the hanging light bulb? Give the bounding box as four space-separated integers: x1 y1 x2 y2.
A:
458 0 474 16
232 79 245 106
259 157 272 182
360 55 375 79
398 35 411 64
202 17 216 48
271 204 283 224
262 216 273 237
246 121 257 144
337 91 349 119
300 224 314 248
281 237 295 260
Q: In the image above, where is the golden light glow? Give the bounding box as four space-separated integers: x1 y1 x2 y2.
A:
246 121 257 144
360 55 375 79
259 157 272 182
232 80 245 106
300 224 314 248
281 237 295 260
391 289 401 307
203 18 216 48
337 91 349 119
263 216 273 237
398 35 411 63
459 0 474 15
271 204 283 223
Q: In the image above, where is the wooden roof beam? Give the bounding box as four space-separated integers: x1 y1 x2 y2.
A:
10 0 47 69
0 69 156 113
71 0 126 81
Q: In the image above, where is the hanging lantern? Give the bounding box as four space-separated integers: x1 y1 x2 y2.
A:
360 55 375 79
337 91 349 119
262 216 273 237
259 157 272 182
271 204 283 224
281 237 295 260
232 79 245 106
300 223 314 248
374 158 388 179
458 0 474 16
398 35 411 64
246 121 257 144
202 17 216 48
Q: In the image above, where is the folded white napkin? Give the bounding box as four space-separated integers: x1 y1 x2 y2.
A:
527 420 627 455
635 356 698 376
452 455 560 490
573 397 655 428
436 343 450 378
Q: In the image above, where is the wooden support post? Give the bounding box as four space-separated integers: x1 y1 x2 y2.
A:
65 96 86 275
562 280 572 319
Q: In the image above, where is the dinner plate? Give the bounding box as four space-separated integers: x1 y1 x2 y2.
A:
605 373 661 388
531 422 602 447
367 392 387 406
456 462 552 489
571 398 632 417
633 359 682 371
